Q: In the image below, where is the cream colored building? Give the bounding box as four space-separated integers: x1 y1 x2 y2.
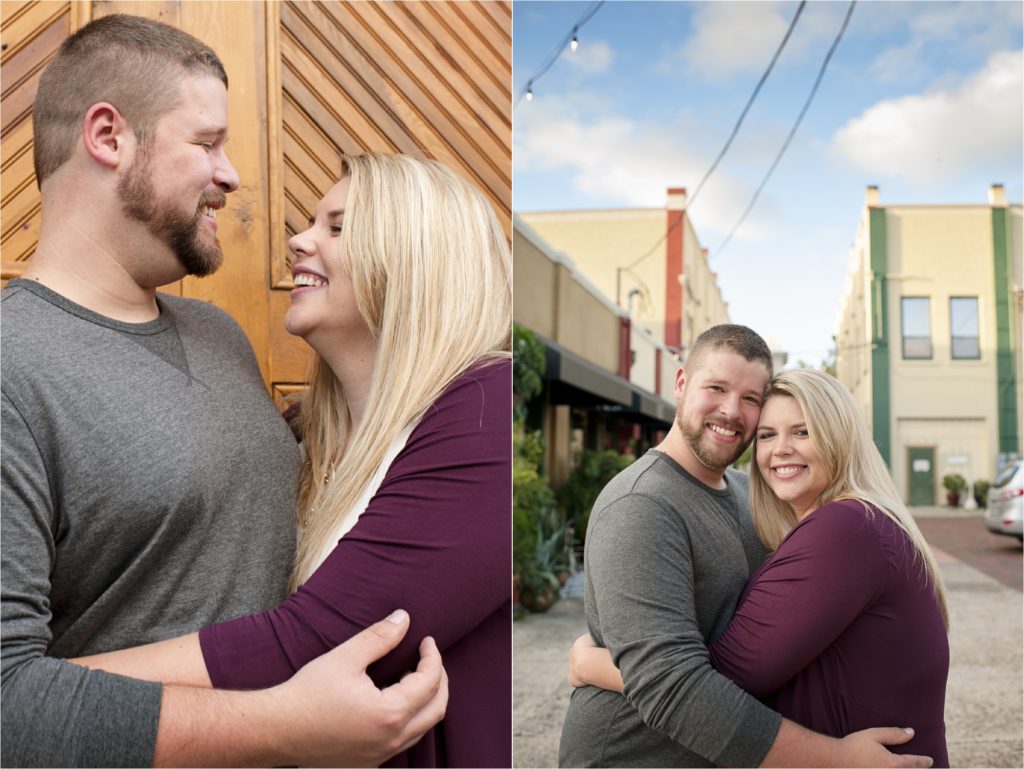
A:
518 188 730 357
514 216 679 485
835 185 1023 505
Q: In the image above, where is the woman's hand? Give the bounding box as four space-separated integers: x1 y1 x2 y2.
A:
567 633 624 692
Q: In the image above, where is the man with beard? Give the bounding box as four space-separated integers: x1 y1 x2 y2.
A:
1 14 445 768
559 325 931 768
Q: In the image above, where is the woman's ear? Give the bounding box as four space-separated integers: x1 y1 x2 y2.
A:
81 102 132 169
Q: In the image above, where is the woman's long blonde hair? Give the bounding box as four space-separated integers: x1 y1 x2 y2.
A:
290 153 511 590
749 369 949 629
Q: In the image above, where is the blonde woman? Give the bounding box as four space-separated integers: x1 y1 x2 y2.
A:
570 369 950 767
73 153 512 768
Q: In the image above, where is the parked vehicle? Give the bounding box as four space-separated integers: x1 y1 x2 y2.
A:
985 461 1024 542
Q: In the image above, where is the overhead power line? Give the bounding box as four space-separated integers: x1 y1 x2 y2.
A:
515 2 605 107
620 0 807 273
714 0 857 259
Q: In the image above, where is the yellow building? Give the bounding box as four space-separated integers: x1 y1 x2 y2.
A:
518 187 730 356
514 216 680 485
835 185 1023 505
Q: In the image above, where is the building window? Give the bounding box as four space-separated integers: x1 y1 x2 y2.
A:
950 296 980 359
901 297 931 359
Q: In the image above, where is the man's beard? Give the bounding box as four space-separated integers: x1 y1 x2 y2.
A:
118 151 225 277
676 409 749 470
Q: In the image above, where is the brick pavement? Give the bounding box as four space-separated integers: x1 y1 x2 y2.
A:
915 514 1022 592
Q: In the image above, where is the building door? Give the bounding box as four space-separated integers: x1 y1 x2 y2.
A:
908 447 936 506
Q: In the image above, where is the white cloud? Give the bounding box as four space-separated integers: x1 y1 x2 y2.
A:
657 2 844 82
832 50 1024 184
563 39 614 75
514 96 776 242
677 2 791 81
867 2 1024 84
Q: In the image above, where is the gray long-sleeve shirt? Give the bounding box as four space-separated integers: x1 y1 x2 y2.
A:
559 450 781 767
1 280 300 767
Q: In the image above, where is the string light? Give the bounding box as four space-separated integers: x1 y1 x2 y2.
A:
515 2 605 107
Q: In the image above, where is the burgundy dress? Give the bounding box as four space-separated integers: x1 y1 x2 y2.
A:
710 499 950 767
198 360 511 768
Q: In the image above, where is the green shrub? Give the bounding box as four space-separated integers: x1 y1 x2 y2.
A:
559 449 635 547
513 324 546 421
942 473 967 493
973 479 991 508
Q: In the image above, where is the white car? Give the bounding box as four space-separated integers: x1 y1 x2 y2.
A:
985 461 1024 542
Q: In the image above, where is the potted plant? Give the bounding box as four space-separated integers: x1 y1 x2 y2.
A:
519 503 576 613
973 479 991 508
942 473 967 507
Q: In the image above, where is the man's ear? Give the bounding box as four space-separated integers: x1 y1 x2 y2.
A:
674 367 687 398
82 103 131 169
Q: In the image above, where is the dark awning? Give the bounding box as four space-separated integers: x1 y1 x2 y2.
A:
538 334 674 427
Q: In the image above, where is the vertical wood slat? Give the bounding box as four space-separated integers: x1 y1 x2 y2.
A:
177 0 274 384
91 1 178 26
265 0 288 290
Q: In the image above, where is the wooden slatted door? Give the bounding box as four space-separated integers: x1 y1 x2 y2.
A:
0 1 511 401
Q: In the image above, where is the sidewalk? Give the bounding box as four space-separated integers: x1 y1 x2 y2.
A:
512 544 1023 768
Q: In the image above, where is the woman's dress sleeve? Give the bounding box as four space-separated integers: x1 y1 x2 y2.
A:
199 360 511 689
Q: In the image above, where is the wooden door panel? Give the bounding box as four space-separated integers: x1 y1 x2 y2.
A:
280 5 411 153
0 1 71 281
395 3 511 118
269 288 314 386
1 0 510 400
1 7 67 98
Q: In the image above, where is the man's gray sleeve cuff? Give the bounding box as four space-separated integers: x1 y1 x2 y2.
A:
77 672 163 767
2 660 162 768
714 696 783 768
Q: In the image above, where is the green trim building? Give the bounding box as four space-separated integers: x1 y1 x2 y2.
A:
835 185 1022 506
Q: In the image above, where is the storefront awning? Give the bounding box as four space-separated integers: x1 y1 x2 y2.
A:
538 334 674 427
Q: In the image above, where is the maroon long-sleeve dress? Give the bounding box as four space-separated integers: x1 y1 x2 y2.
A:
198 360 511 768
710 498 950 767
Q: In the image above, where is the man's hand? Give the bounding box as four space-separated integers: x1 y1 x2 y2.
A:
153 610 447 767
838 727 933 768
273 608 448 767
761 720 933 768
568 633 598 687
567 633 623 692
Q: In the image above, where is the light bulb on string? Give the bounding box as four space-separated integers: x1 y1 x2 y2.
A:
570 34 578 52
526 82 533 101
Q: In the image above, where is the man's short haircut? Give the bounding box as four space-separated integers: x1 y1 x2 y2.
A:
32 14 228 186
684 324 774 381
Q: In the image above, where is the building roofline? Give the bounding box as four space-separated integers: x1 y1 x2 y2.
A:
513 214 626 319
516 207 664 219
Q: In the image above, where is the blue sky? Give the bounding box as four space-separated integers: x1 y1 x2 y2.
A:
513 0 1024 366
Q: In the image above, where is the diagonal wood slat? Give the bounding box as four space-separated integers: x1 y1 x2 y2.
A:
279 0 510 236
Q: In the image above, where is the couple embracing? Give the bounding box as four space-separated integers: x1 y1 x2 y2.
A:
2 13 509 768
560 325 949 768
